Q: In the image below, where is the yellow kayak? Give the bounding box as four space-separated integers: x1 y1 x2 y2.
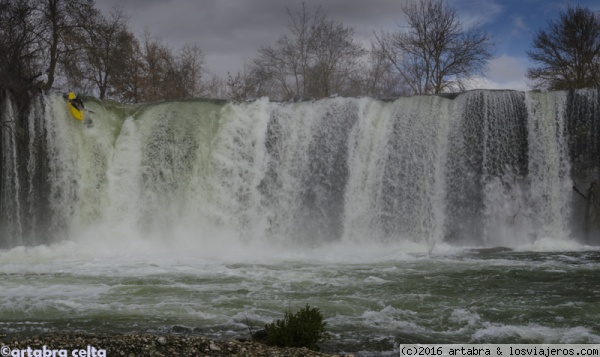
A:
67 92 84 121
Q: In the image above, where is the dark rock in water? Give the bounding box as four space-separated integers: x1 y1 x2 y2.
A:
171 325 193 334
251 329 268 343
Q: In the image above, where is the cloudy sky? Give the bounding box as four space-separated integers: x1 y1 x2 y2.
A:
95 0 600 91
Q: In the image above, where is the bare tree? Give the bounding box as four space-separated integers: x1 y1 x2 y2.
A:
0 0 43 103
527 5 600 90
254 37 300 100
109 30 212 103
307 11 366 97
226 71 249 101
62 7 131 99
137 31 172 102
110 30 144 103
175 43 206 97
251 2 365 100
353 41 410 98
151 41 208 100
376 0 494 94
225 60 271 100
155 43 209 100
33 0 98 91
282 2 312 97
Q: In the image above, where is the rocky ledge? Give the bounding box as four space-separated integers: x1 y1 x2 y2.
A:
1 333 356 357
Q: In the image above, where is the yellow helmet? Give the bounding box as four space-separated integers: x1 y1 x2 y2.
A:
68 92 76 100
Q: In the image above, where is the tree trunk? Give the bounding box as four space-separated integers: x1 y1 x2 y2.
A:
41 0 59 91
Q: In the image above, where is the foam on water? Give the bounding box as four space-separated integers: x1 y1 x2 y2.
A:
1 241 599 352
472 324 600 343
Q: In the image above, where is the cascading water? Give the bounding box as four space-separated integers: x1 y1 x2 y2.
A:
446 91 531 246
1 90 600 351
343 96 451 249
1 95 52 246
0 90 597 248
526 91 572 242
1 98 21 244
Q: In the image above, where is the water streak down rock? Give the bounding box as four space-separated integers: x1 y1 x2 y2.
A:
1 90 599 248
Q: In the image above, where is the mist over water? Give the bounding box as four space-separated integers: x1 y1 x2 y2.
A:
1 90 599 353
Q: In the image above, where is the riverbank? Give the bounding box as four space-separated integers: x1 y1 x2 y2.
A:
0 333 354 356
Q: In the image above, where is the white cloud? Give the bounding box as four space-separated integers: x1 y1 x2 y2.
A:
465 76 529 91
511 16 529 36
455 0 504 27
465 54 530 91
488 55 528 80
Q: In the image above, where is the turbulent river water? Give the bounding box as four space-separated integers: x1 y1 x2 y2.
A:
1 242 599 355
1 91 599 355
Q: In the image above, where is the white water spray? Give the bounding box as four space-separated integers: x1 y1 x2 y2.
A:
1 90 594 250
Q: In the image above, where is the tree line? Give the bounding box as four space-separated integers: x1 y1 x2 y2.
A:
1 0 599 107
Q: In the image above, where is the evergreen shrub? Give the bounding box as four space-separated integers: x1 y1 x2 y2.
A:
263 304 329 351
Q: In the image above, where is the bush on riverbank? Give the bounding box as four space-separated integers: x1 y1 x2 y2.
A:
260 304 330 351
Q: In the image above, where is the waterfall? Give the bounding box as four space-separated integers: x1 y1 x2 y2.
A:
526 91 572 242
1 98 22 245
1 90 598 249
445 91 530 246
343 96 451 248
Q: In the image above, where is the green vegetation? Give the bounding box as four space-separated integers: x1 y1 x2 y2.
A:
261 304 330 351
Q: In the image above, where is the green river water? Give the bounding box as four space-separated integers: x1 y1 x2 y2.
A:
1 242 598 355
